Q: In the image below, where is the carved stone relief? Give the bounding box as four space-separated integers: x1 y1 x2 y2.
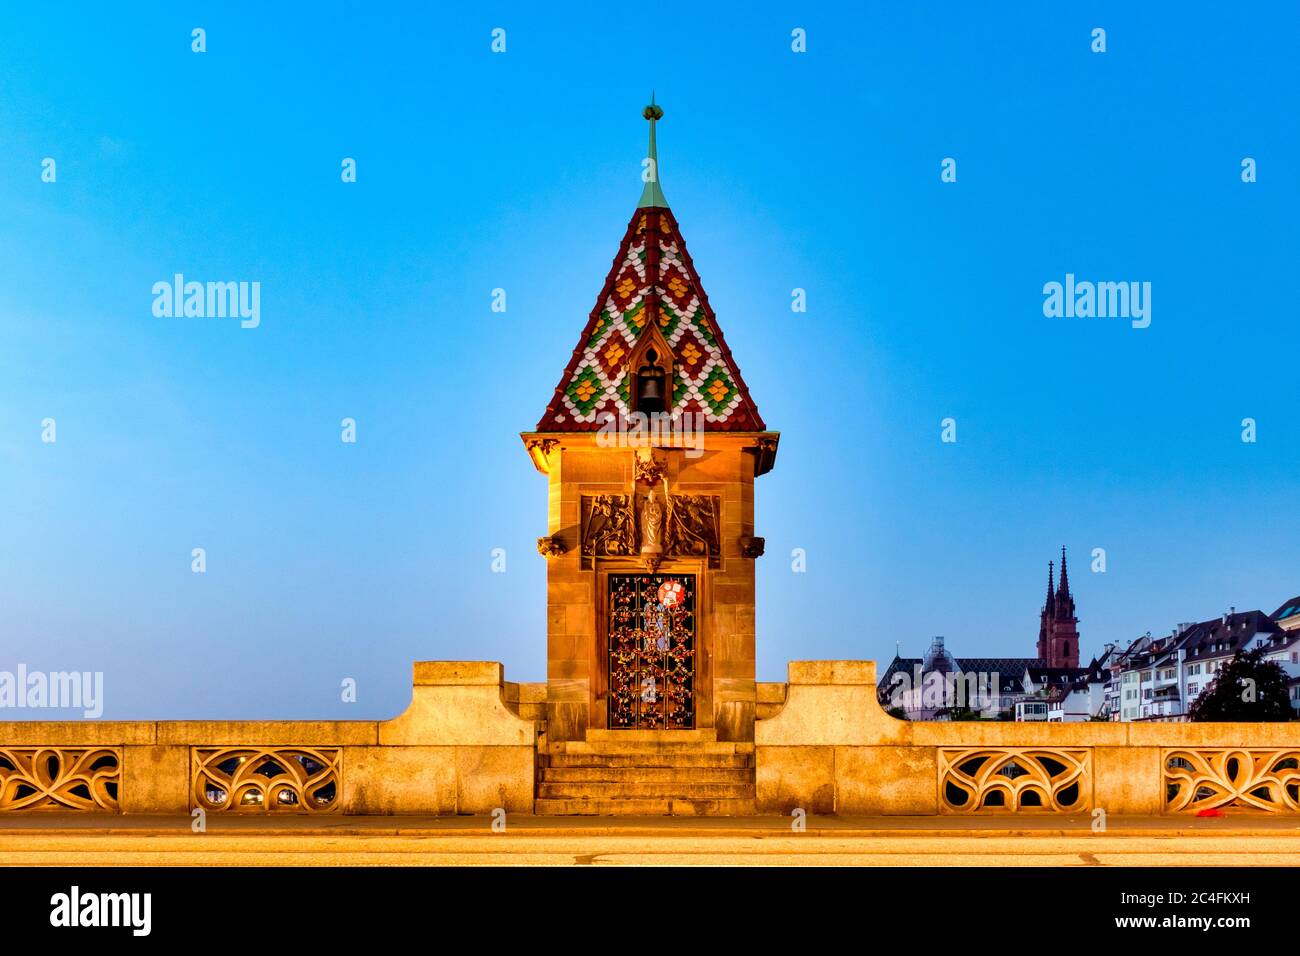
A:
581 489 720 569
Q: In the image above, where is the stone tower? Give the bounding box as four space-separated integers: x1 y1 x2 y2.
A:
1036 547 1080 668
521 100 779 745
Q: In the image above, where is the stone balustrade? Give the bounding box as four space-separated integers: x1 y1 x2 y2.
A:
2 659 1296 816
0 662 536 815
755 661 1300 815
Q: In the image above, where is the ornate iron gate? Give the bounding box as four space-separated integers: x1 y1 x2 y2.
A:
607 574 696 729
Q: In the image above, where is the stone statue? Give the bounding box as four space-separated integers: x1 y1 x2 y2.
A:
640 492 665 555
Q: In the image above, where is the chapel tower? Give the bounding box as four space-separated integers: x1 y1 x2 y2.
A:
521 100 779 744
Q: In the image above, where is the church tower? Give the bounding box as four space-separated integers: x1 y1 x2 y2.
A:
521 100 779 744
1037 547 1080 668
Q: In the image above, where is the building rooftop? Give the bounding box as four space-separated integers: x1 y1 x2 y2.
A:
534 101 765 433
1271 596 1300 624
880 655 1043 696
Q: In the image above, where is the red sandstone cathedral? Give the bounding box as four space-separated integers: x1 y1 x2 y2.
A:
1037 547 1080 668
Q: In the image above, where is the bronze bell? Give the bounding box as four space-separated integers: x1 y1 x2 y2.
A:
639 369 664 402
636 347 668 412
637 367 666 412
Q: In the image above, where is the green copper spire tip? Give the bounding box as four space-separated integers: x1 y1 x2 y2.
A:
642 91 663 122
638 95 668 209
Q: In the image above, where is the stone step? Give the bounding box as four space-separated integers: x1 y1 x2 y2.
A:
583 729 718 744
543 752 753 769
537 781 755 801
552 740 754 756
534 797 759 816
539 766 752 784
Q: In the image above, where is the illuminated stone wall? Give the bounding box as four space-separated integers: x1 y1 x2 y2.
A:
0 662 535 815
755 661 1300 815
4 658 1297 816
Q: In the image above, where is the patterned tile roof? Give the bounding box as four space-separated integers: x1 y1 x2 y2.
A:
535 205 765 432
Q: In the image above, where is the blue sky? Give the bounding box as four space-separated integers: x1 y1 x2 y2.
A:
1 3 1297 719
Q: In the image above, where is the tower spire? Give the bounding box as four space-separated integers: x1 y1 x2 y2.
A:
638 94 668 209
1045 560 1056 614
1055 545 1076 623
532 100 766 435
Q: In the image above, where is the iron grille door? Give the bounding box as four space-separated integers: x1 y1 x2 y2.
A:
607 574 696 729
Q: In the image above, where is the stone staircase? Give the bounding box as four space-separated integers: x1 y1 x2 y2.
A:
535 729 756 816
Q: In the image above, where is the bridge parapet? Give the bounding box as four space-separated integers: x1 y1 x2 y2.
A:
754 660 1300 816
2 659 1296 817
0 662 536 815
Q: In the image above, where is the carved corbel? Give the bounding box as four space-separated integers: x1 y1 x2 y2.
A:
633 453 667 488
741 535 766 559
523 438 560 474
536 535 568 558
746 436 779 476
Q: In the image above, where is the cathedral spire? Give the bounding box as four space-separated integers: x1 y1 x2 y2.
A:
638 94 668 209
1055 546 1076 621
1044 560 1056 615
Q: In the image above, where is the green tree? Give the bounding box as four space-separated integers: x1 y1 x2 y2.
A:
940 704 987 721
1188 646 1294 722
